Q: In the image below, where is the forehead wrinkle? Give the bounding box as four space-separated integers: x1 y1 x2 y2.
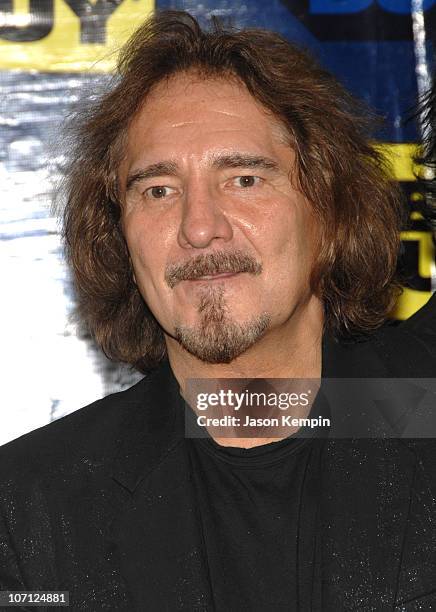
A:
170 112 241 128
171 121 196 128
214 109 244 117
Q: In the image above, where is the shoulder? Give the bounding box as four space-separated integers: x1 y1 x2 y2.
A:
400 291 436 341
0 369 159 484
371 292 436 377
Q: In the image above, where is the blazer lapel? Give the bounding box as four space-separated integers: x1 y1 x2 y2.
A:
320 333 419 611
113 441 214 610
320 438 417 611
107 359 214 611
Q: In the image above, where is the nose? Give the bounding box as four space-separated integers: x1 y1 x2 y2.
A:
177 183 234 249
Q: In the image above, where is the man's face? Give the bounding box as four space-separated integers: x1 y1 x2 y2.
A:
119 72 321 364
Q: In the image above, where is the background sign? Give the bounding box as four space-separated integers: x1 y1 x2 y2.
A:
0 0 434 443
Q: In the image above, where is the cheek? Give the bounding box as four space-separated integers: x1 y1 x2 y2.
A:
271 200 318 262
256 206 299 260
124 214 164 271
125 228 149 271
258 208 317 291
123 232 157 303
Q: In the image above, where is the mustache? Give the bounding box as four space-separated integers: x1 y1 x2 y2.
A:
165 250 262 289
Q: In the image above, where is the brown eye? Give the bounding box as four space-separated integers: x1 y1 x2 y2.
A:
236 176 259 188
144 186 176 199
151 186 166 198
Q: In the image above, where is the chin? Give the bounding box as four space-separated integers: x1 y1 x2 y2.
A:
172 310 272 363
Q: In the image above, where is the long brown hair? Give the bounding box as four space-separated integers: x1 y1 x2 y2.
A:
61 10 406 373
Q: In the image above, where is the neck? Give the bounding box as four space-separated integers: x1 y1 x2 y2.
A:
165 297 324 448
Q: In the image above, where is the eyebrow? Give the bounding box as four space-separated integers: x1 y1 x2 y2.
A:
211 153 280 172
126 161 178 192
125 154 280 192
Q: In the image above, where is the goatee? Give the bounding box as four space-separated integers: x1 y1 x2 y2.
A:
174 285 271 364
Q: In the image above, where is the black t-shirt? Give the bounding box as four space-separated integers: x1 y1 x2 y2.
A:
185 404 326 611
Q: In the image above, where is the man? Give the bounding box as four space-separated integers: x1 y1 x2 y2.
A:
1 10 435 611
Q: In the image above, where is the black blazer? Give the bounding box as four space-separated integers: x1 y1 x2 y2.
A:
1 294 435 611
